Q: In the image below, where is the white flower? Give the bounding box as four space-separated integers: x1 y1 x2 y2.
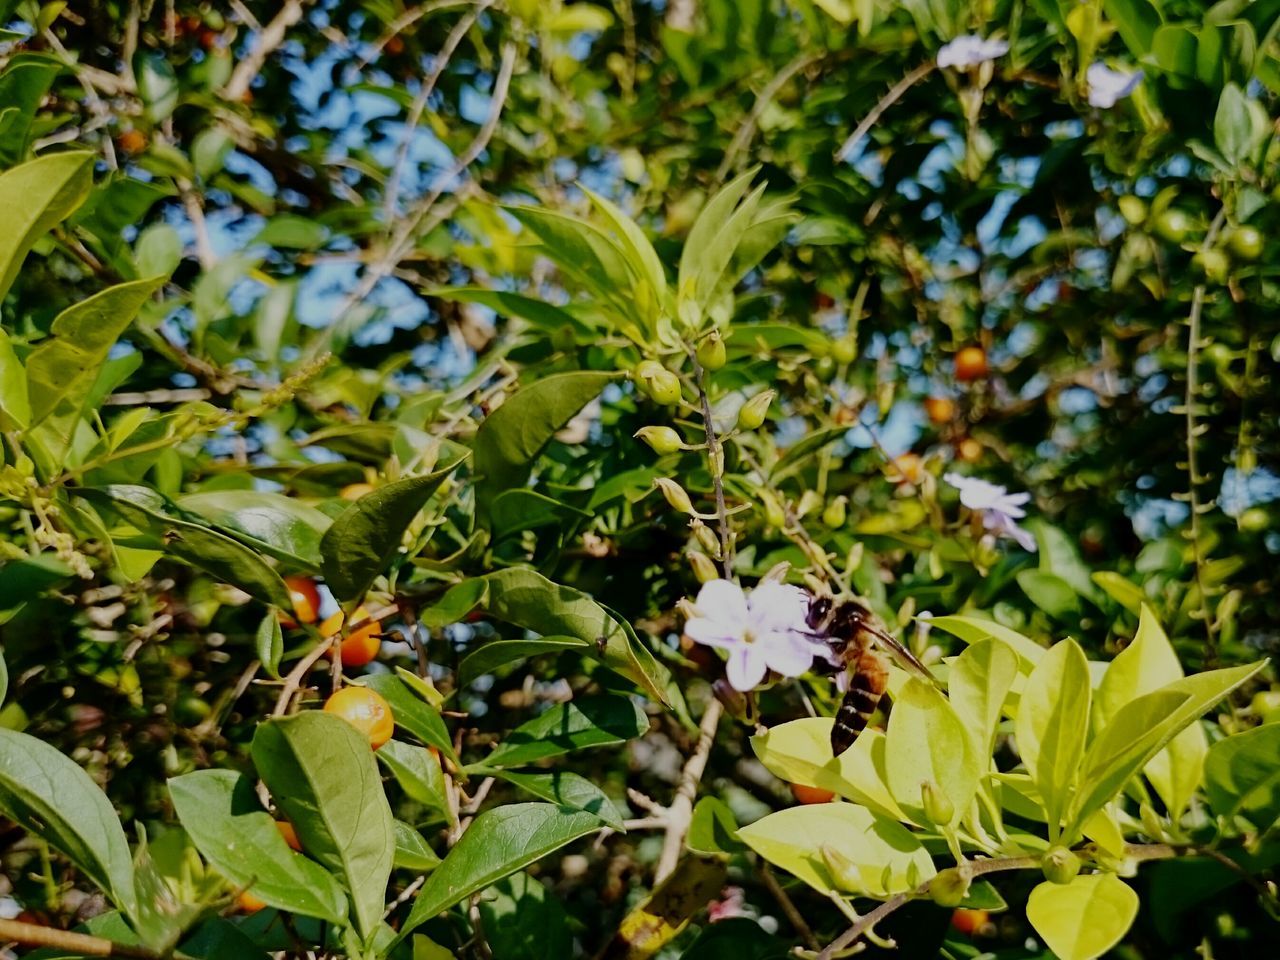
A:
683 579 821 691
937 35 1009 70
944 472 1038 552
1086 63 1142 108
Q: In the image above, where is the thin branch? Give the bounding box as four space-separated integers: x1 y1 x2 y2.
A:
759 863 820 951
0 918 173 959
654 698 723 883
717 53 821 181
835 61 936 163
222 0 312 102
693 358 733 575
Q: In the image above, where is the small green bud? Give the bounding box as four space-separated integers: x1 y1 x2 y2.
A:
655 478 694 514
688 550 719 583
796 489 823 518
737 390 774 430
928 865 972 907
1192 248 1230 284
921 780 955 826
759 490 787 529
1042 846 1082 885
696 331 727 371
632 359 664 393
648 369 682 406
1118 195 1147 226
822 496 848 529
692 521 721 558
634 426 684 455
819 845 864 894
831 334 857 365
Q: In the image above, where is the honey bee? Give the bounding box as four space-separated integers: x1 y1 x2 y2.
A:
806 593 936 756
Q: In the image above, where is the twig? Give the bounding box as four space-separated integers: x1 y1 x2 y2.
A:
355 0 473 69
693 358 733 576
759 862 820 951
222 0 312 102
181 184 216 271
0 918 173 958
654 698 723 883
835 61 936 162
716 53 820 181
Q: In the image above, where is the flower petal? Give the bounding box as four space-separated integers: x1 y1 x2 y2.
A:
747 581 811 633
684 617 742 649
694 579 749 627
726 645 768 692
761 631 818 678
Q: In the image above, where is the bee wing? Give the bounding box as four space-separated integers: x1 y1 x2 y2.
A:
865 623 940 687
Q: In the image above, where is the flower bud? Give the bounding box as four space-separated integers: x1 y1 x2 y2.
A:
796 489 823 518
1042 846 1082 885
928 865 972 907
655 478 694 514
632 359 664 391
759 490 786 529
712 678 749 721
696 331 727 371
921 780 955 826
832 334 857 365
648 369 682 406
737 390 774 430
634 426 684 455
819 845 863 894
822 496 847 529
688 550 719 583
692 521 721 558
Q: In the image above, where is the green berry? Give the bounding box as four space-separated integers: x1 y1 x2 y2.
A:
696 332 727 371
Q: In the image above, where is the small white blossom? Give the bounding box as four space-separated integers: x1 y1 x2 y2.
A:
1086 63 1142 109
944 473 1037 552
684 579 821 691
937 35 1009 70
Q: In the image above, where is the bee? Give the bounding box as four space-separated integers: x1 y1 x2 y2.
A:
806 593 936 756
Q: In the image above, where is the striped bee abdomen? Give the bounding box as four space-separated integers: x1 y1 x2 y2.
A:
830 650 889 756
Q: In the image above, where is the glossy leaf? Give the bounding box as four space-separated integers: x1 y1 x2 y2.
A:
480 695 648 769
1026 874 1138 960
457 636 590 688
321 452 467 600
476 872 572 960
927 615 1045 672
179 490 332 570
1205 723 1280 831
1016 638 1090 832
168 769 348 924
377 739 449 818
397 803 602 941
687 796 745 855
948 637 1019 757
252 713 395 939
255 608 283 679
0 150 93 301
0 328 29 430
491 770 624 830
885 679 978 826
363 673 458 766
393 820 442 872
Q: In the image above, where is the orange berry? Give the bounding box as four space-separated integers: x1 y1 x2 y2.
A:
955 437 983 463
284 576 320 625
318 609 344 637
888 453 925 486
237 890 267 914
116 129 147 155
276 820 301 852
924 396 956 425
385 35 405 55
790 783 835 804
950 908 989 936
954 346 988 383
340 482 376 501
324 686 394 749
339 606 382 667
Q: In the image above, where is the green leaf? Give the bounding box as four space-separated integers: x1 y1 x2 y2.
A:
394 820 442 872
418 579 490 629
687 797 745 855
25 276 166 429
926 615 1045 673
1096 606 1205 821
679 168 756 306
1103 0 1162 56
0 647 7 705
0 329 29 431
885 678 979 826
1016 639 1090 832
320 452 468 600
255 608 283 679
179 490 333 570
676 918 789 960
580 184 665 328
473 371 617 515
134 223 183 278
134 52 179 122
1205 723 1280 831
81 486 292 609
480 695 648 769
1091 572 1145 615
489 488 591 537
491 770 623 830
476 872 572 960
255 215 328 250
252 713 395 940
377 739 449 817
457 636 590 688
397 803 602 941
751 718 905 820
1026 874 1138 960
167 769 348 924
0 58 59 166
362 674 459 766
0 729 136 915
1016 569 1081 620
948 638 1019 758
737 803 934 898
1215 82 1267 166
426 287 587 336
481 567 672 705
0 151 94 302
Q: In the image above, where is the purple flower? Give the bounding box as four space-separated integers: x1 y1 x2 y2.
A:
944 473 1038 552
937 35 1009 70
1086 63 1142 108
684 579 821 691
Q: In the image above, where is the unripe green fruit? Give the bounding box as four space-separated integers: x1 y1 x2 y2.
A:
1238 507 1269 533
1228 225 1264 261
1153 209 1191 244
696 332 727 371
1251 690 1280 723
831 334 857 365
759 490 787 529
688 551 719 583
1042 846 1082 885
648 369 682 406
655 478 694 514
928 867 972 907
1192 248 1230 284
633 359 664 393
822 496 847 529
634 426 684 455
1118 195 1147 226
174 695 212 726
921 780 955 826
737 390 774 430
